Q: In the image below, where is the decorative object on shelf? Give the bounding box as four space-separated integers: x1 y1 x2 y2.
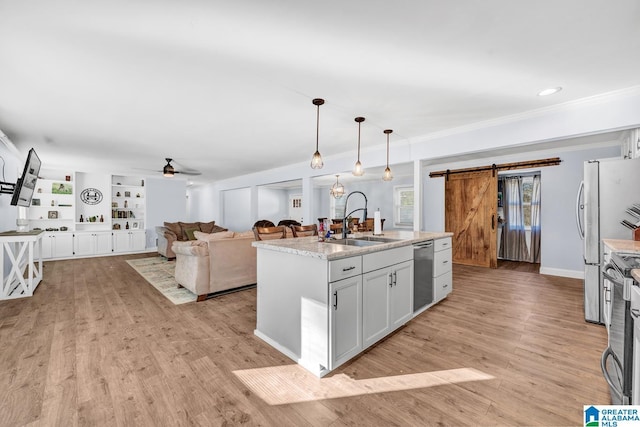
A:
58 203 72 207
124 191 130 197
52 182 72 194
80 188 103 205
353 117 365 176
60 226 68 231
310 98 325 169
112 202 117 208
132 222 139 229
124 200 128 208
51 199 55 206
100 214 104 222
126 221 130 229
65 175 71 181
136 193 141 198
37 188 42 193
330 175 345 199
116 191 121 197
79 215 84 222
141 179 144 187
32 198 40 206
382 129 393 181
48 211 58 219
113 223 121 230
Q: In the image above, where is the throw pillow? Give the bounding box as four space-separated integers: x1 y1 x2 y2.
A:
210 225 229 233
164 221 182 240
185 227 200 241
199 221 216 233
194 230 235 241
178 222 201 240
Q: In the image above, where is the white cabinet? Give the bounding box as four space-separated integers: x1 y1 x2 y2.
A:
112 230 146 253
74 232 112 256
434 237 453 302
39 232 74 259
362 246 413 349
329 275 362 369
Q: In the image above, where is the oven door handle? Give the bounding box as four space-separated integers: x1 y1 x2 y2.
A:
602 264 624 286
601 346 624 402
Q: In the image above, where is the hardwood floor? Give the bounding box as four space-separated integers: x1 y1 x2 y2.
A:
0 254 608 426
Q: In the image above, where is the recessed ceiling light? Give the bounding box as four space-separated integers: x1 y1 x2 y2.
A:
537 87 563 97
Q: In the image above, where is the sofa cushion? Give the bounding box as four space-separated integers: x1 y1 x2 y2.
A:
210 224 229 233
194 230 235 241
199 221 216 233
164 221 182 239
235 230 255 239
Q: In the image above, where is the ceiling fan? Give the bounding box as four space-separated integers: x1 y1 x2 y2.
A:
162 158 201 177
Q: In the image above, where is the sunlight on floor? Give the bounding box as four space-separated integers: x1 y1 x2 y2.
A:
233 365 495 405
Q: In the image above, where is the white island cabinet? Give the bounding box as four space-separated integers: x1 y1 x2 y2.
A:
253 230 451 377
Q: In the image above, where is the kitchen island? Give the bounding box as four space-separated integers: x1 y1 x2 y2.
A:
252 230 452 377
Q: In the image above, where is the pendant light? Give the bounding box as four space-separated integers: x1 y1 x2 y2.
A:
352 117 365 176
310 98 325 169
382 129 393 181
330 174 345 198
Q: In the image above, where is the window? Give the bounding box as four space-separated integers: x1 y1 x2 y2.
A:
330 192 347 220
394 186 414 227
521 176 533 228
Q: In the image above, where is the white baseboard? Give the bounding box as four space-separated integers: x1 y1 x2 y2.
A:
539 267 583 279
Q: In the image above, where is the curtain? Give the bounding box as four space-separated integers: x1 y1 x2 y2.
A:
500 176 529 261
529 174 541 263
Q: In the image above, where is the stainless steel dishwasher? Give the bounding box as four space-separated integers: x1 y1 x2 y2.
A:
413 241 434 312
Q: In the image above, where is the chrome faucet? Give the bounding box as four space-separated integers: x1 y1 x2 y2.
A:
342 191 368 239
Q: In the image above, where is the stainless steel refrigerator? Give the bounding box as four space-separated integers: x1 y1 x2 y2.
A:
576 156 640 323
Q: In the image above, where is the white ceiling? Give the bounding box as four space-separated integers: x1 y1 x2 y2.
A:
1 1 639 184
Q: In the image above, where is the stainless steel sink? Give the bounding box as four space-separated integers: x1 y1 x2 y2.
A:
325 238 384 247
355 236 401 243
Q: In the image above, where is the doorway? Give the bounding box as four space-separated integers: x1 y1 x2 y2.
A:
497 173 541 269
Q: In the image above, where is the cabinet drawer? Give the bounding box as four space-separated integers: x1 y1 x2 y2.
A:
433 248 452 277
434 237 452 252
362 245 413 273
329 256 362 282
434 271 452 301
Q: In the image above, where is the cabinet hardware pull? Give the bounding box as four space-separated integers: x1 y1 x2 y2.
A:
491 214 495 230
389 272 393 287
342 266 355 272
631 308 640 319
333 291 338 310
393 271 397 286
442 260 449 264
443 284 449 288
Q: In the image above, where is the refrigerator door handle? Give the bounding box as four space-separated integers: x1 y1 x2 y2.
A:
576 180 585 240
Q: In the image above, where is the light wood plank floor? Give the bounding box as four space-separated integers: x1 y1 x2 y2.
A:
0 253 609 426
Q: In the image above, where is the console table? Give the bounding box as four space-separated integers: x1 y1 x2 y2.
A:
0 230 44 300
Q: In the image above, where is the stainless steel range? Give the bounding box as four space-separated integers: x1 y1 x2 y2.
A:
601 252 639 404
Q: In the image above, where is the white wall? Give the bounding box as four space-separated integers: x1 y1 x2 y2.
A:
222 187 251 231
146 177 187 248
257 187 289 223
423 143 620 277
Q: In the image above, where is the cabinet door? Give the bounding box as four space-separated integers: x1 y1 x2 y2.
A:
131 230 146 251
112 232 130 253
95 232 112 254
74 233 94 256
362 267 391 349
329 275 362 370
434 271 453 302
39 234 53 259
54 234 74 258
390 260 413 330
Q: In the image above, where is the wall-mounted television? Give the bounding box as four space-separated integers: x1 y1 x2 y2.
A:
10 148 41 207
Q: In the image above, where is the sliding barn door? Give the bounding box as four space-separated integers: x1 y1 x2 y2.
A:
445 170 498 268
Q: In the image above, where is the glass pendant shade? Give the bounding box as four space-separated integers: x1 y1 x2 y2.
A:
382 129 393 181
310 98 325 169
330 175 345 198
352 116 365 176
353 160 363 176
382 166 393 181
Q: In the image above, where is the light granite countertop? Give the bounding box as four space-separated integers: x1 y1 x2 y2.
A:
603 238 640 254
632 269 640 283
252 230 453 260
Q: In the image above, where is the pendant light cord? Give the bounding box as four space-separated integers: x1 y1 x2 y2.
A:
316 104 320 152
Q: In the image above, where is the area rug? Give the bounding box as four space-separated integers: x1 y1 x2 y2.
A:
126 257 197 304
